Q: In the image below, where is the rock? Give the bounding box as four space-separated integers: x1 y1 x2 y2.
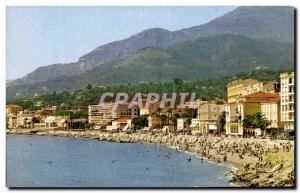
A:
270 163 283 172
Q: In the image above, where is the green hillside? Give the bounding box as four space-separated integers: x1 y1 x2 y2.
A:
7 34 293 100
7 69 285 110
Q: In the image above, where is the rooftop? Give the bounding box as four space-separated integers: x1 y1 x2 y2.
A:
243 92 280 103
113 118 130 123
227 78 261 87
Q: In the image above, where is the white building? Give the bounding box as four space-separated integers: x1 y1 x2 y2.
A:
16 110 35 128
106 118 132 132
280 72 294 130
44 116 70 129
176 118 188 131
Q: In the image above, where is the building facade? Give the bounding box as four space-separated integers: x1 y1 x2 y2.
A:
225 92 282 136
88 102 139 126
227 79 262 103
6 104 23 115
260 94 282 130
16 110 35 128
44 116 70 129
227 79 279 104
280 72 295 130
191 101 225 134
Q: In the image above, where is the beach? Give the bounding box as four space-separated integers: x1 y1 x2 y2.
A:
6 128 295 187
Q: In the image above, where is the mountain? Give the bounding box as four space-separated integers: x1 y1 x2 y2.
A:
8 70 284 109
175 6 294 43
8 6 294 87
7 34 294 100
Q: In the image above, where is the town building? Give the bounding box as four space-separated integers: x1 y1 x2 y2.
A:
227 79 262 103
35 109 54 122
225 92 282 136
106 118 132 132
227 79 279 103
191 100 225 134
280 72 295 130
6 104 23 115
176 118 188 132
88 102 139 127
88 104 114 126
44 116 70 129
260 94 282 130
139 101 159 116
16 110 35 128
7 114 17 128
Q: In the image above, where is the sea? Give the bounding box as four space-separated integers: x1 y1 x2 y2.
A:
6 135 235 187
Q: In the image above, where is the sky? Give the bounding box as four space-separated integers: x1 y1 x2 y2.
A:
6 6 236 80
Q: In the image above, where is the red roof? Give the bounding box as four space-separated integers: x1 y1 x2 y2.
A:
37 109 53 116
113 118 129 123
244 92 280 103
172 108 185 113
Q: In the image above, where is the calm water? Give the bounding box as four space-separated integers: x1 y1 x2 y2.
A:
7 135 234 187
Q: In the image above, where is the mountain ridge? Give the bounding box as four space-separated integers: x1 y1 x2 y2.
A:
8 6 294 87
6 34 294 100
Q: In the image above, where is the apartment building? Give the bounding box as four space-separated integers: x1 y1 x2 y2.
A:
7 114 17 128
280 72 295 130
16 110 35 128
139 101 159 116
261 96 282 130
6 104 23 115
88 102 139 126
191 101 225 134
227 79 279 104
225 92 282 136
227 79 262 103
44 116 70 129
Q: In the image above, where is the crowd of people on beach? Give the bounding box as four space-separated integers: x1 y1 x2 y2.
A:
7 128 294 166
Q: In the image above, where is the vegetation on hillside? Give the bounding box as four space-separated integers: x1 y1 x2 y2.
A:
7 34 294 100
7 69 286 110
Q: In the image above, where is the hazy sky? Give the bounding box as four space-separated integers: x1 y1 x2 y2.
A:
6 6 236 80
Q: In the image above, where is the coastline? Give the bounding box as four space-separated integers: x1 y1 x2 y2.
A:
6 128 294 187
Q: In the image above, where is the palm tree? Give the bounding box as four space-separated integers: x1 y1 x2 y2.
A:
252 112 270 136
160 114 168 127
166 108 177 132
242 114 253 128
242 112 270 136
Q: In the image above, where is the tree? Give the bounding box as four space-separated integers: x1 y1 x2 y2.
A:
160 114 168 127
155 107 162 129
132 116 148 130
242 114 253 128
251 112 270 135
217 111 226 134
87 84 92 90
242 112 270 136
32 117 40 124
173 78 183 85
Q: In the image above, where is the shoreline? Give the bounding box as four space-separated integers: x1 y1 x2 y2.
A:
6 128 294 187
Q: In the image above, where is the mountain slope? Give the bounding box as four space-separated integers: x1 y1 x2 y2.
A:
8 6 294 86
7 34 294 100
175 6 294 43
